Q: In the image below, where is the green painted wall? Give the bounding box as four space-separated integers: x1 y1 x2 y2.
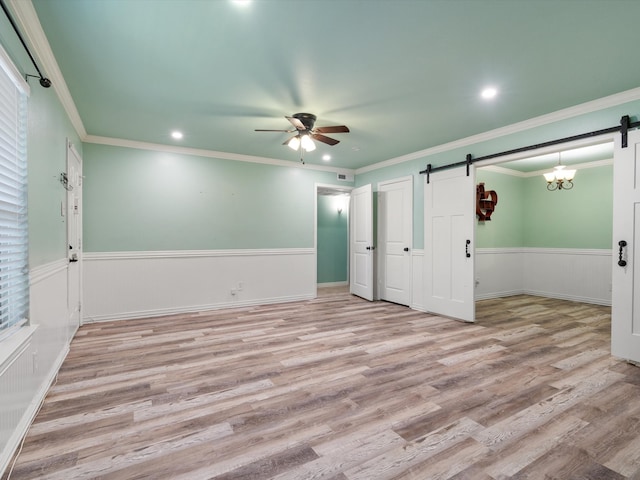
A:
523 164 612 248
476 169 524 248
82 143 352 251
356 100 639 249
317 194 348 283
28 86 83 267
476 165 613 249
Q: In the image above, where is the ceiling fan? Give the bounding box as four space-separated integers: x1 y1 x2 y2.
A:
255 113 349 163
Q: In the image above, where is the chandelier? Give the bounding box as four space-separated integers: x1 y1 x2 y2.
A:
543 153 576 191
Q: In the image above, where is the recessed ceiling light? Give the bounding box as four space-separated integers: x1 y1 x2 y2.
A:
322 154 331 161
231 0 251 6
171 131 183 140
481 87 498 100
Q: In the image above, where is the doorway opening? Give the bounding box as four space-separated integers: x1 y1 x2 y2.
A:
475 140 614 308
315 184 352 296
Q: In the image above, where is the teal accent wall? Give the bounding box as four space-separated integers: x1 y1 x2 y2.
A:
317 194 348 283
356 100 640 249
82 143 352 251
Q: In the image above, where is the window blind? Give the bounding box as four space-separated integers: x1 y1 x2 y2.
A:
0 46 29 342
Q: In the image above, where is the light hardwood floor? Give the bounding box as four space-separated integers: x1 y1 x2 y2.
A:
4 290 640 479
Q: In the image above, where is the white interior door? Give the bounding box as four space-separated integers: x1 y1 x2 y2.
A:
612 129 640 364
378 176 413 306
424 166 475 322
67 141 82 339
350 184 374 300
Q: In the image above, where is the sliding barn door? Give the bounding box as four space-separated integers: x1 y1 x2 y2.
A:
350 184 374 301
612 129 640 364
424 166 475 322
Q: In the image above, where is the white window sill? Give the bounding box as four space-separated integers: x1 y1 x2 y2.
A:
0 325 38 375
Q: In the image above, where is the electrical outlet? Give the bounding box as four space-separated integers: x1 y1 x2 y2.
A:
231 289 237 296
238 281 243 291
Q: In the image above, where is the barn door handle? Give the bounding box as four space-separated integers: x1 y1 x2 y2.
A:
465 240 471 258
618 240 628 267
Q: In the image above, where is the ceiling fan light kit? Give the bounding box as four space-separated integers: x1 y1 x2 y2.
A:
256 112 349 163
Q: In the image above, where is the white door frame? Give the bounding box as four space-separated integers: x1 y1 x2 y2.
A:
314 183 353 296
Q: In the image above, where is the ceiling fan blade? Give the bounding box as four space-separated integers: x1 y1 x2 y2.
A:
286 116 307 131
314 125 350 134
255 129 296 132
311 133 340 146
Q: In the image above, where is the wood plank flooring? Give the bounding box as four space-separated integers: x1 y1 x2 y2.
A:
4 290 640 479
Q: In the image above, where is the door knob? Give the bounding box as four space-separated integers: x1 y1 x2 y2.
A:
404 247 409 252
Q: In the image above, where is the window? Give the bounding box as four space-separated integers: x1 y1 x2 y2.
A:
0 44 29 342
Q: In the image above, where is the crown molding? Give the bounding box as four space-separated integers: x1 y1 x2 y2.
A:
356 86 640 175
8 0 86 139
85 135 356 175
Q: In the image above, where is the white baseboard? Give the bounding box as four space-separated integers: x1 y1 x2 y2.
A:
0 344 68 476
318 281 348 288
85 293 315 323
474 290 525 301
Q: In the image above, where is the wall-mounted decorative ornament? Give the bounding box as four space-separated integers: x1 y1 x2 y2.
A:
476 183 498 222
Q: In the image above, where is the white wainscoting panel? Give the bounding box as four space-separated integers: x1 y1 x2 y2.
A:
83 249 316 322
522 248 612 305
475 248 612 305
1 259 70 476
475 248 524 300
